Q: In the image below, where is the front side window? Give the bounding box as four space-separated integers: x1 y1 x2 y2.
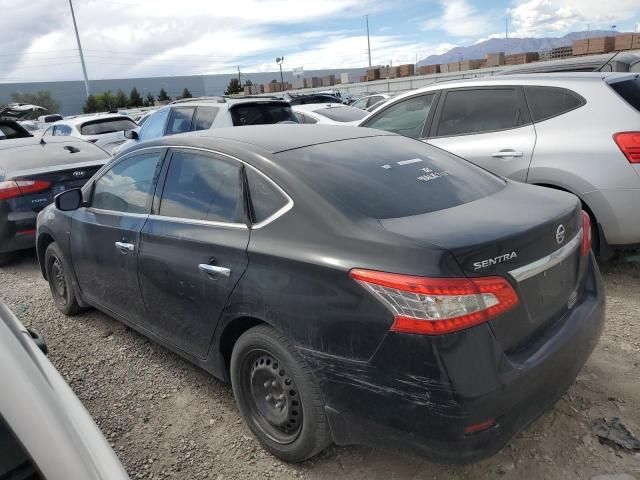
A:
92 152 162 213
192 106 219 131
437 88 523 136
367 96 383 107
166 107 195 135
159 151 243 223
138 109 169 141
80 117 137 135
352 97 368 109
364 94 435 139
246 167 288 223
53 125 72 136
524 86 585 122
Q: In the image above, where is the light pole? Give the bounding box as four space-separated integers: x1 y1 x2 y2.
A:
365 14 372 67
276 57 285 92
68 0 90 98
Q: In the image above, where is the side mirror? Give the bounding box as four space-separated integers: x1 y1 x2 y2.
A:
124 130 139 140
55 188 83 211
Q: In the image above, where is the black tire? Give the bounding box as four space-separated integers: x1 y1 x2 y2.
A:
0 252 15 267
45 242 81 316
230 324 331 462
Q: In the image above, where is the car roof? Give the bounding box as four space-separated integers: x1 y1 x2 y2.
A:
292 103 352 113
133 124 393 155
62 113 134 126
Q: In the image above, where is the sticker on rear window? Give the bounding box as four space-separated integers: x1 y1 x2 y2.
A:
397 158 423 166
417 166 449 182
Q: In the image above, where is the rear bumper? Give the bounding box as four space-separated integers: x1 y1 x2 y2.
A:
582 188 640 246
0 209 38 254
303 254 605 464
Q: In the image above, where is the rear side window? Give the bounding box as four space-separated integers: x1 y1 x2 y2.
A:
246 167 288 223
0 123 29 139
609 77 640 112
230 103 298 126
166 107 195 135
315 106 367 122
364 94 435 139
53 125 72 136
92 152 161 213
437 88 524 136
80 117 137 135
159 151 243 223
192 106 219 130
277 135 504 219
139 109 169 141
524 86 585 122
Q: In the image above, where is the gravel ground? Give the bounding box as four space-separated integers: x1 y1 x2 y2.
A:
1 250 639 480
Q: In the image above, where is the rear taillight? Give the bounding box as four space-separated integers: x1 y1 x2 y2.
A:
581 210 592 256
0 180 50 200
613 132 640 163
349 269 519 335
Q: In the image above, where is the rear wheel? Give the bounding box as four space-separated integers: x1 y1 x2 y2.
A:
230 325 331 462
45 242 81 316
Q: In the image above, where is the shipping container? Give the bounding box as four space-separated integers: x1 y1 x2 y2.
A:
615 33 634 51
588 36 615 54
573 39 589 56
485 52 505 67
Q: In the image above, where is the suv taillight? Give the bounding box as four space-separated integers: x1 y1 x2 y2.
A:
613 132 640 163
0 180 51 200
349 269 519 335
581 210 592 256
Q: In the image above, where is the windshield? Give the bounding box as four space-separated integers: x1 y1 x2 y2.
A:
277 135 504 219
230 103 298 126
315 106 367 122
80 117 137 135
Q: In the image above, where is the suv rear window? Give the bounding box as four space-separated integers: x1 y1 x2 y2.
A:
277 135 504 219
80 117 137 135
315 106 367 122
230 103 298 126
609 77 640 112
524 86 584 122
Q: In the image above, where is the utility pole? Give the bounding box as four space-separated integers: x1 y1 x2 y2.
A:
365 14 372 67
68 0 90 98
276 57 284 92
505 15 509 55
237 66 241 86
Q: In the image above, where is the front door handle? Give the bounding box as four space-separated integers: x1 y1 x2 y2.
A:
491 150 524 158
198 264 231 277
115 241 135 254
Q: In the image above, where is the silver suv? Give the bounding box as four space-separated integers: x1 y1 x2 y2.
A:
114 97 297 154
359 73 640 256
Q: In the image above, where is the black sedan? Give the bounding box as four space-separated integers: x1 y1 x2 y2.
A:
0 136 110 265
36 125 605 463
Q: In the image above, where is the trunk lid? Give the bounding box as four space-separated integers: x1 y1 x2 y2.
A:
380 182 585 351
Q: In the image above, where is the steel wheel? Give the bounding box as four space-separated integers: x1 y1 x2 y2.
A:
241 350 303 444
50 256 68 306
45 242 81 316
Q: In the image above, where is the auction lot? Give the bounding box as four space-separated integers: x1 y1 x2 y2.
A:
1 250 639 480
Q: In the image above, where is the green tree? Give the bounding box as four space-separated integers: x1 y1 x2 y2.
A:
224 78 242 95
181 88 193 99
114 89 129 108
129 87 143 107
10 91 60 114
145 92 155 106
157 88 170 102
94 91 115 112
83 94 100 113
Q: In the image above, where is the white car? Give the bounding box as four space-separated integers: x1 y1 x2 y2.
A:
43 113 137 153
292 103 367 125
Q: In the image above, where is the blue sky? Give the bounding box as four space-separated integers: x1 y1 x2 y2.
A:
1 0 639 82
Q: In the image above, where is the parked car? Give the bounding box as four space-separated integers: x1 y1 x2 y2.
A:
38 114 64 125
0 302 129 479
37 124 604 464
292 103 367 125
43 113 137 153
0 136 110 265
0 119 32 140
0 103 46 121
359 72 640 257
288 93 343 106
351 93 395 111
112 97 298 154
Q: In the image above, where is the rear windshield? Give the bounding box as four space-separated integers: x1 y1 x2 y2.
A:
277 135 504 219
315 106 367 122
610 77 640 112
290 95 341 105
230 103 298 126
80 117 137 135
43 115 63 123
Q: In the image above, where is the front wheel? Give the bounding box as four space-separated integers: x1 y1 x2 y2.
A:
45 242 81 316
230 325 331 462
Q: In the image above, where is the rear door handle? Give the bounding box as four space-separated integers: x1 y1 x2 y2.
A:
491 150 524 158
198 264 231 277
115 241 135 253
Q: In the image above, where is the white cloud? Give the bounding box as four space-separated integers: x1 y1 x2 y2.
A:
421 0 492 37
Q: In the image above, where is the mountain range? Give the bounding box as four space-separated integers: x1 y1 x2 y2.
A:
418 30 621 66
